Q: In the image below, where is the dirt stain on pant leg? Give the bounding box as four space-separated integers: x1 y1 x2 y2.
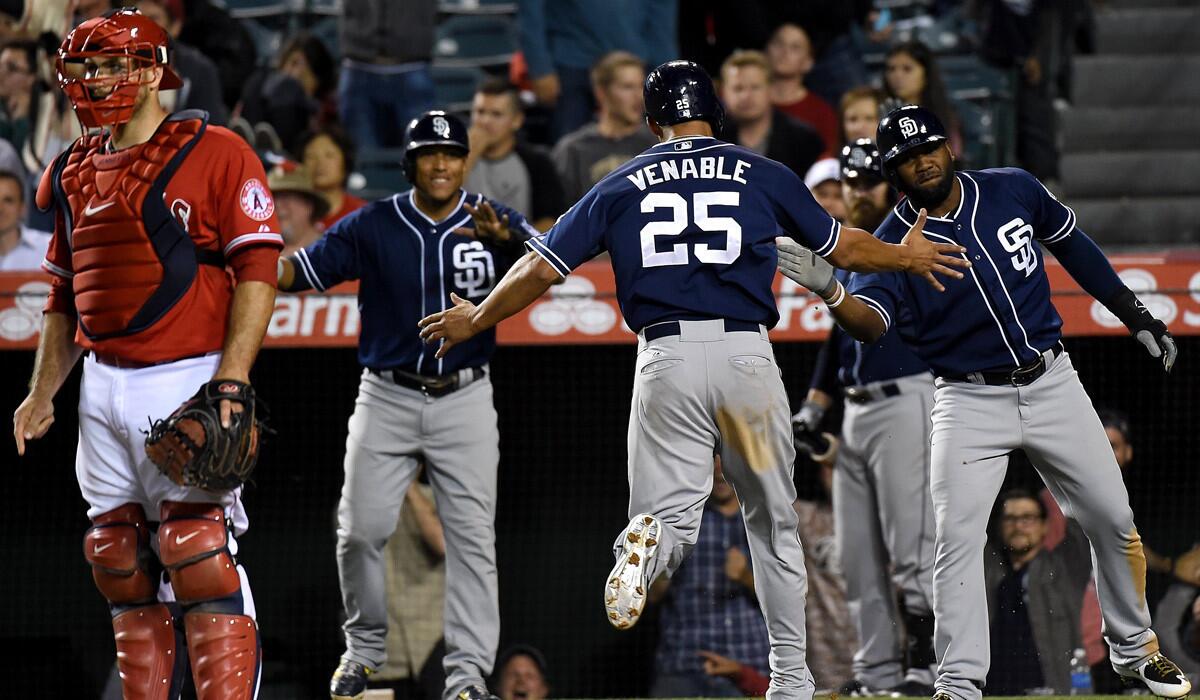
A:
1125 527 1148 611
716 405 772 474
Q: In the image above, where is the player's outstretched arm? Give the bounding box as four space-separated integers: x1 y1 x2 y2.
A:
14 311 83 455
418 250 560 359
777 239 886 343
828 209 970 291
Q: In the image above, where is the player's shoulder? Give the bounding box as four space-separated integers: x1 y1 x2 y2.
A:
874 204 913 243
965 166 1040 190
197 123 257 155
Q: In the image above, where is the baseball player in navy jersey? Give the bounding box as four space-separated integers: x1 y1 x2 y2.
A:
418 62 969 700
778 104 1191 700
277 111 537 700
792 139 938 697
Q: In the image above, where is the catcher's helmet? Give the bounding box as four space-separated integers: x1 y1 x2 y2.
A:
643 60 725 134
57 8 183 128
840 138 884 183
402 110 470 181
876 104 947 185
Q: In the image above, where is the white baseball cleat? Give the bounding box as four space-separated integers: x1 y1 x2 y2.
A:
1117 652 1192 698
604 513 660 630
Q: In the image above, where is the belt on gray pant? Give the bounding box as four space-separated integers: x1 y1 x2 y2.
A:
368 366 485 397
843 382 902 404
941 342 1064 387
641 319 760 341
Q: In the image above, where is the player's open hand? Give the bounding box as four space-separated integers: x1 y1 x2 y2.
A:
901 208 971 292
456 200 511 244
13 391 54 456
418 293 479 359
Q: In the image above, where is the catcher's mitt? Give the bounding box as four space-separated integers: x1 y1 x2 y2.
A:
145 379 266 491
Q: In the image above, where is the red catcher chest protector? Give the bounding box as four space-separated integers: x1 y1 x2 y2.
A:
49 110 223 340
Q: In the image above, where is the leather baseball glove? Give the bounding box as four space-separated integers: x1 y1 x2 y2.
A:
145 379 266 491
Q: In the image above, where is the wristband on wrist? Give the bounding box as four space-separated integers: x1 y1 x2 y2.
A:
824 281 846 308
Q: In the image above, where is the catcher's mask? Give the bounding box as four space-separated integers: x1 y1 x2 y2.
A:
56 8 183 129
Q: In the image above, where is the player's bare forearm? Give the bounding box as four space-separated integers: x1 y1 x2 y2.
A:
829 294 887 344
28 311 83 398
467 251 558 332
216 280 275 382
829 216 968 291
805 388 834 410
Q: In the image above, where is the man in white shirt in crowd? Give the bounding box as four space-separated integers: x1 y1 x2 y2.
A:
0 169 49 271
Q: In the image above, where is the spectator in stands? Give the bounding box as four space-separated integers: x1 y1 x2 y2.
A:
647 456 770 697
371 473 448 699
0 37 36 153
695 458 858 694
0 168 46 269
551 51 657 205
985 489 1091 695
338 0 435 149
766 23 838 155
838 86 885 147
976 0 1067 182
719 50 824 179
771 3 870 106
237 33 336 154
13 33 77 191
299 125 366 232
74 0 112 23
268 161 329 257
1189 594 1200 659
465 78 565 232
882 41 963 157
132 0 228 124
492 645 550 700
518 0 678 140
803 158 846 224
176 0 256 110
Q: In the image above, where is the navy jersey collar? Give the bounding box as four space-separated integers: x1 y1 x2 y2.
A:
637 135 727 157
898 174 969 224
402 188 470 226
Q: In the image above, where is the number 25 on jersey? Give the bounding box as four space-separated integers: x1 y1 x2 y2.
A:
640 191 742 267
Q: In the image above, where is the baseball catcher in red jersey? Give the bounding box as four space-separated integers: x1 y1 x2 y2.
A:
11 9 282 700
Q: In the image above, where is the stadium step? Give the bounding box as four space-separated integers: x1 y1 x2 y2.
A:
1061 107 1198 152
1072 56 1200 107
1096 7 1200 54
1069 196 1200 247
1060 151 1200 199
1105 0 1196 8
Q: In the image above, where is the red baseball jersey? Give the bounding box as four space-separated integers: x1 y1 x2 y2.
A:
39 123 283 364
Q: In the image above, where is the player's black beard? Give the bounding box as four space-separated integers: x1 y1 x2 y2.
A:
903 169 956 211
849 201 889 232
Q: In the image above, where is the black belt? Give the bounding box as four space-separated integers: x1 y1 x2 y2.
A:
368 366 485 397
642 319 761 341
942 343 1064 387
90 350 219 369
843 382 901 404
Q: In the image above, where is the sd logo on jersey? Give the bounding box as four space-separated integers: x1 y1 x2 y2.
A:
453 241 496 297
997 217 1037 277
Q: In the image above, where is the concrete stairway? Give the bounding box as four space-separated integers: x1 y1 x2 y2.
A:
1060 0 1200 247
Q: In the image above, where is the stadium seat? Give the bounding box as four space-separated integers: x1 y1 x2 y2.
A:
240 18 285 65
940 54 1016 168
433 15 517 68
217 0 299 20
432 65 487 113
351 148 409 200
438 0 518 14
305 0 342 15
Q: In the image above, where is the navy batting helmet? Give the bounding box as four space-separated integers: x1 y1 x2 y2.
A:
403 110 469 181
840 138 884 184
643 60 725 134
876 104 946 185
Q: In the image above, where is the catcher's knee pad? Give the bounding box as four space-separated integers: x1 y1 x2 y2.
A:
183 611 260 700
111 603 189 700
84 503 159 604
158 501 241 604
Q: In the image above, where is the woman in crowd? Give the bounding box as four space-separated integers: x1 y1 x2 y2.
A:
237 32 336 154
882 40 963 155
300 125 365 231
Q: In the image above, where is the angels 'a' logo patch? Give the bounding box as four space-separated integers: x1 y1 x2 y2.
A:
239 178 274 221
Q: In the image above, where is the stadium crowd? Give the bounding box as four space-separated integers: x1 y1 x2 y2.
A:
3 1 1198 699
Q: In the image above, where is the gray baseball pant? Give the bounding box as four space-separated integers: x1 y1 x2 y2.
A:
835 374 937 688
617 319 814 700
929 352 1159 700
336 370 500 700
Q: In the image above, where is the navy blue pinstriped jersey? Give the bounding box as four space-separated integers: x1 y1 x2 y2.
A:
526 135 841 331
294 189 537 374
847 168 1080 377
832 267 930 386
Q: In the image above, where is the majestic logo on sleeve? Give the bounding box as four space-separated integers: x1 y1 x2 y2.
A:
997 217 1037 277
433 116 451 139
239 178 275 221
452 241 496 297
898 117 920 138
